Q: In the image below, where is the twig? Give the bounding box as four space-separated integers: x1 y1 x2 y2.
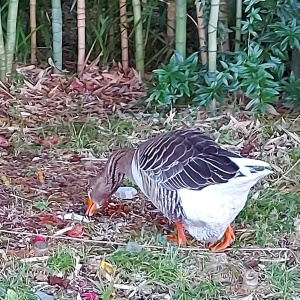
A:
0 229 298 254
10 194 32 203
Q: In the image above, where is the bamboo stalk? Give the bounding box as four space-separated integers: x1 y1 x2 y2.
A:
119 0 129 70
167 0 176 46
235 0 242 51
51 0 63 72
219 0 229 51
195 1 207 65
132 0 144 77
0 12 6 81
175 0 187 59
77 0 86 74
5 0 19 79
30 0 37 64
208 0 220 110
108 1 115 57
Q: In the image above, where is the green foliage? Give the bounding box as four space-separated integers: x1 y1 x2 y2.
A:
280 72 300 107
146 0 300 113
146 52 200 110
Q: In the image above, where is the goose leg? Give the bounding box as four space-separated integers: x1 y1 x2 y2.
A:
209 225 235 252
167 222 188 245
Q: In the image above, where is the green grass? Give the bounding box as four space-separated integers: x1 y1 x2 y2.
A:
0 262 35 300
47 247 75 276
266 263 300 299
235 190 300 246
109 247 226 299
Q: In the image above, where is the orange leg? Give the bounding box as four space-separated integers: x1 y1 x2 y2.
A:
209 225 235 252
167 222 188 245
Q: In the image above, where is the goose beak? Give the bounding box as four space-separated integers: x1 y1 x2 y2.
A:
85 197 98 217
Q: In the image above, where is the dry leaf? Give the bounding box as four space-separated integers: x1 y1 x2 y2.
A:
38 215 65 226
66 225 83 238
7 249 33 259
39 135 61 146
37 171 45 184
1 174 10 187
0 135 9 147
48 275 70 289
100 260 114 275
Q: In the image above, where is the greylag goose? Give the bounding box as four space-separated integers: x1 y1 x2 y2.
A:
85 129 272 251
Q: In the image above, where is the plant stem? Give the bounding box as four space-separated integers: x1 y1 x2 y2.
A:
195 1 207 65
0 11 6 81
291 49 300 79
5 0 19 79
219 0 229 51
51 0 63 72
77 0 86 74
30 0 37 64
167 0 176 46
175 0 187 59
235 0 242 51
120 0 129 70
208 0 220 110
132 0 144 77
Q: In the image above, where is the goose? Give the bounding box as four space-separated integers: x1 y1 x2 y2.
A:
85 129 272 251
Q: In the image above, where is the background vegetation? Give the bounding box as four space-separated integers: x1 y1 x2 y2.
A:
0 0 300 113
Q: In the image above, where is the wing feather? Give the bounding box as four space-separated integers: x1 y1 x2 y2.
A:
137 129 241 191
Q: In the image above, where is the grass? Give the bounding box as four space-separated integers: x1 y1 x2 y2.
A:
47 247 75 276
1 109 300 299
235 190 300 246
266 263 300 299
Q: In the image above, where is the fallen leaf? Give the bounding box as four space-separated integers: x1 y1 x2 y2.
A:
35 272 48 282
100 260 114 275
1 175 11 187
81 292 98 299
240 144 255 157
48 275 70 289
39 135 60 146
0 135 9 147
7 249 33 259
37 171 45 184
66 225 83 238
38 215 65 226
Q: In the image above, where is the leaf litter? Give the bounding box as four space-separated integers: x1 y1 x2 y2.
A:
0 64 300 299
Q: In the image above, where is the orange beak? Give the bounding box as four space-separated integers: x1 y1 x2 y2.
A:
85 197 98 217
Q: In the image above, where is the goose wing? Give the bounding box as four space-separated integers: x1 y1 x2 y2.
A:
137 129 241 191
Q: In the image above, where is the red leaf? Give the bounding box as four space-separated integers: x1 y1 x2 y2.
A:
81 292 98 299
48 275 70 289
70 78 84 92
240 144 255 157
38 215 65 226
39 135 60 146
66 225 83 238
0 135 9 147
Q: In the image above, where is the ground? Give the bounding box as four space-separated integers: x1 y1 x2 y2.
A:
0 67 300 300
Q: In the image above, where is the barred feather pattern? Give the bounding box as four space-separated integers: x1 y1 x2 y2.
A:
137 129 241 191
133 163 186 221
